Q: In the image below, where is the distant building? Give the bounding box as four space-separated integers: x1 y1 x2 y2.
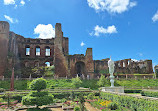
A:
0 21 153 78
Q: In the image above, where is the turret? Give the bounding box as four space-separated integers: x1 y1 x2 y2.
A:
0 21 10 77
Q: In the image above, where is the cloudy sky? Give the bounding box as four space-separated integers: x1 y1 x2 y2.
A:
1 0 158 66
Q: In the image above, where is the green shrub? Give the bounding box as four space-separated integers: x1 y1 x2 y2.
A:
107 102 118 110
74 106 80 111
97 74 110 87
79 93 85 111
22 95 53 106
72 77 82 88
29 91 49 97
29 78 47 91
12 94 24 102
141 90 158 98
87 93 95 100
0 98 3 102
70 91 75 101
0 88 5 93
22 78 53 108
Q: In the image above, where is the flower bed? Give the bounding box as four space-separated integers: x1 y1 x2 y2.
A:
141 90 158 98
101 91 158 111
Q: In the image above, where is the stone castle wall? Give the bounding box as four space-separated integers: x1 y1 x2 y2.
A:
0 21 153 78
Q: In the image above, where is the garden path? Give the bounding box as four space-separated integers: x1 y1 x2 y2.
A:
84 102 101 111
50 108 63 111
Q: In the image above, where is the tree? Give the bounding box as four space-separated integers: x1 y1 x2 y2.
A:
97 74 109 87
32 65 55 78
72 77 82 88
22 78 53 109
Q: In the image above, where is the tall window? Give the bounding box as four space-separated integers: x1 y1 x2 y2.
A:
45 62 50 67
45 47 50 56
25 45 30 56
123 62 125 67
26 48 30 55
36 46 40 56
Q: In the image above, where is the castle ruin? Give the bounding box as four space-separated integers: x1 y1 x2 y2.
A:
0 21 153 78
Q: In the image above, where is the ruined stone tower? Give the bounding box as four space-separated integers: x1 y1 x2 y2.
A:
54 23 68 77
0 21 9 77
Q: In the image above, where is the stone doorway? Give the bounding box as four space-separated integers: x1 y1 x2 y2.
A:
75 61 86 77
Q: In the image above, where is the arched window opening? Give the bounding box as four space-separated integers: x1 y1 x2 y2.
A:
36 46 40 56
25 45 30 56
45 62 50 67
45 46 50 56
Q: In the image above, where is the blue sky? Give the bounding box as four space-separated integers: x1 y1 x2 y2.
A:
1 0 158 66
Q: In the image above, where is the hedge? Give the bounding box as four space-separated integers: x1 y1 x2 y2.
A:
0 91 99 102
124 89 142 93
141 90 158 98
100 92 158 111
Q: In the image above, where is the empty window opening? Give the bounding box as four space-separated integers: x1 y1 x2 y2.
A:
36 46 40 56
25 45 30 56
45 62 50 67
123 62 126 67
45 47 50 56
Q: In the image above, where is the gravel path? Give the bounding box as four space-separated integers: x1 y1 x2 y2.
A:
84 102 101 111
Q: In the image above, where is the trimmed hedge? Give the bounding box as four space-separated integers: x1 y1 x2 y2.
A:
141 90 158 98
124 89 142 93
52 92 99 99
100 92 158 111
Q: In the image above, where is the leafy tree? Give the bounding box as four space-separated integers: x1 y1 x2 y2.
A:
72 77 82 88
32 65 55 78
44 65 55 77
97 74 109 87
22 78 53 109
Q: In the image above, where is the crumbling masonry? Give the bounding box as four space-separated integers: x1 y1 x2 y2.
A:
0 21 153 78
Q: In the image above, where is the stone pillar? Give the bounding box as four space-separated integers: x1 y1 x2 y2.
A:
0 21 9 77
85 48 94 79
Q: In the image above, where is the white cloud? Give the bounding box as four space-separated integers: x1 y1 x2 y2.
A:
90 25 117 36
87 0 137 14
14 4 17 9
80 41 85 46
131 59 139 62
4 0 15 5
138 53 143 57
152 11 158 22
34 24 55 39
4 15 18 23
129 1 137 7
20 0 25 6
